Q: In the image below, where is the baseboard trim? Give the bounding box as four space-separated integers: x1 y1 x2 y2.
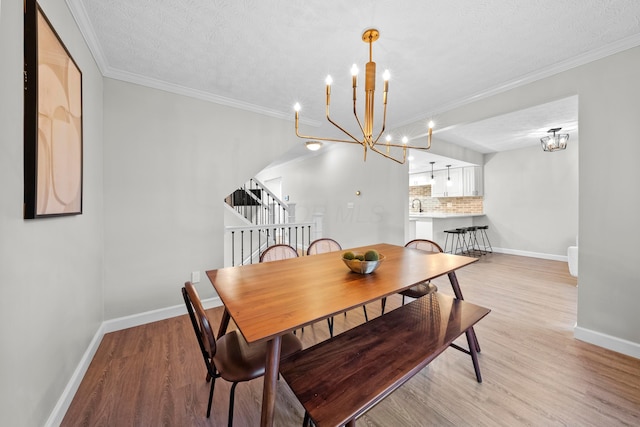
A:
103 296 222 333
45 297 223 426
44 321 106 427
574 326 640 359
493 247 567 262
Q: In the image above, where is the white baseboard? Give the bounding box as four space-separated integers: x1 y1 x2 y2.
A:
103 296 222 333
44 321 106 427
45 297 223 426
493 247 568 262
574 326 640 359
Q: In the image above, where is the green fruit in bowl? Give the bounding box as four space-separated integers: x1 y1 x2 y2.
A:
343 251 355 260
364 249 379 261
355 254 365 261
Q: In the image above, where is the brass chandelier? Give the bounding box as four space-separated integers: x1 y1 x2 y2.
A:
294 28 433 164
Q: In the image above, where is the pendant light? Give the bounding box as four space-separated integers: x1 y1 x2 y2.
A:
429 161 436 185
446 165 452 187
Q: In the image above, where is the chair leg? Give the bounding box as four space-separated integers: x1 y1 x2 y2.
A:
303 410 310 427
362 305 368 322
228 382 239 426
381 297 387 315
402 295 406 305
327 316 334 338
206 375 216 417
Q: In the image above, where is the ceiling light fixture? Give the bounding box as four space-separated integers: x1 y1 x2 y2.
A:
540 127 569 152
429 161 436 185
294 28 433 164
446 165 452 187
305 140 323 151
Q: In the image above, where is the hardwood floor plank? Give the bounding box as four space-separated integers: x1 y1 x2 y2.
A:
61 254 640 426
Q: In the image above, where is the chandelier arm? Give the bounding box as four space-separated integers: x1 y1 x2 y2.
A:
326 114 365 145
382 142 430 149
369 144 405 164
295 112 362 144
379 130 432 150
295 130 363 145
326 88 362 144
351 99 367 142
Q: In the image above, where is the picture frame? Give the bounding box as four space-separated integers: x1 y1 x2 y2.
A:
24 0 83 219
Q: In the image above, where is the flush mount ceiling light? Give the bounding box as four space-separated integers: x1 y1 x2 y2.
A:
540 127 569 152
294 28 433 164
305 140 323 151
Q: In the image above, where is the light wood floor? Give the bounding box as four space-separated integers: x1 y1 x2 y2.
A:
62 254 640 426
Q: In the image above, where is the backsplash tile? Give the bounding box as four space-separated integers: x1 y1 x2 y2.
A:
409 185 483 214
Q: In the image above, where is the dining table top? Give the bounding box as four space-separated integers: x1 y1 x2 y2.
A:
206 242 477 344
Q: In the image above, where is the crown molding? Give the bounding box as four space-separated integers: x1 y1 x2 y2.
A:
102 67 319 125
396 32 640 131
65 0 320 126
65 0 109 74
67 0 640 131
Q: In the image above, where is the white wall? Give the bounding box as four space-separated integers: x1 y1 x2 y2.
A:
399 46 640 353
2 3 638 424
102 78 296 319
0 1 104 425
257 144 409 249
575 47 640 349
483 142 579 256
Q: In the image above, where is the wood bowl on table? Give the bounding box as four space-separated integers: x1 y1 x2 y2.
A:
342 253 385 274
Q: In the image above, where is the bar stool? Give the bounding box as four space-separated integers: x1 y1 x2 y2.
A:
464 226 484 257
444 229 468 255
477 225 493 253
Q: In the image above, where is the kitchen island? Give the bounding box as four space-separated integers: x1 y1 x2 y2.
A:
409 213 486 250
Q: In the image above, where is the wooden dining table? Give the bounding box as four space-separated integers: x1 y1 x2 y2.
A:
206 242 479 427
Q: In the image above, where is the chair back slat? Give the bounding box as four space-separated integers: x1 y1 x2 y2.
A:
183 282 217 369
260 244 299 262
405 239 443 253
307 238 342 255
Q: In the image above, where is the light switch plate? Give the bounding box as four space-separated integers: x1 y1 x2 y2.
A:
191 271 200 283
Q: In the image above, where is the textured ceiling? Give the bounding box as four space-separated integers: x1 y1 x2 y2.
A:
67 0 640 164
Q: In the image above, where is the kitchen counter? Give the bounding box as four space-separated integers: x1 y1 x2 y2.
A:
410 212 485 219
408 213 487 249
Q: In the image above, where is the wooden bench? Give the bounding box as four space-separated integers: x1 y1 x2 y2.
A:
279 292 491 427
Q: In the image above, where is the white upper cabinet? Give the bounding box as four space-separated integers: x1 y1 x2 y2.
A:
409 172 430 186
432 168 462 197
411 166 483 197
462 166 484 196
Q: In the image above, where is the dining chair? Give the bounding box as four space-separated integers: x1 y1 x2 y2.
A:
259 244 305 334
380 239 441 314
182 281 302 426
259 243 299 262
306 238 342 255
306 238 369 338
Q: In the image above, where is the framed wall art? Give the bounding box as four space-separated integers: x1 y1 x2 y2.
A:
24 0 83 219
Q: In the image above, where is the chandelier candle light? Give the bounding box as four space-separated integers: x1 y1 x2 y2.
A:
294 28 433 164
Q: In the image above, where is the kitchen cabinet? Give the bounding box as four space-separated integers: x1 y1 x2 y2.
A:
432 168 462 197
415 219 433 240
463 166 483 196
409 172 430 186
409 213 486 248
